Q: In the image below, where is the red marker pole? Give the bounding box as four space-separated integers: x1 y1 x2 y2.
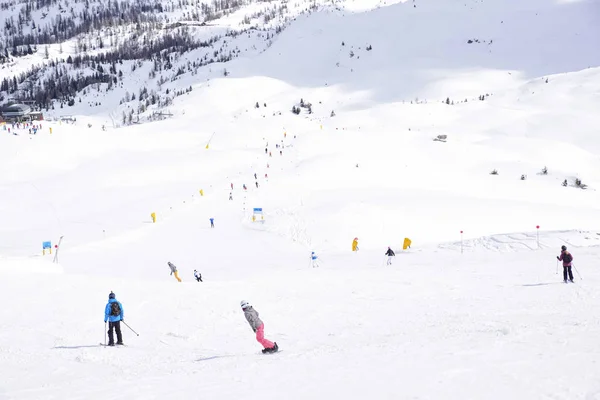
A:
460 230 464 254
536 225 540 249
53 235 64 264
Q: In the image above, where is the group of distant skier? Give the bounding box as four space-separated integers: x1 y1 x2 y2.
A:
228 136 288 201
167 261 202 283
307 245 395 268
2 121 45 135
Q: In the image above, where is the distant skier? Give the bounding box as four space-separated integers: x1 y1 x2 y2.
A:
254 173 257 179
311 251 319 268
352 238 359 252
240 300 278 354
194 270 203 282
231 183 234 190
255 181 259 188
104 292 124 346
229 192 233 201
243 184 247 190
557 245 574 283
168 261 182 282
385 247 395 265
210 218 214 228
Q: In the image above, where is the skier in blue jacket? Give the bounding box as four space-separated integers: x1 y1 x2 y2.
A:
104 292 124 346
311 251 319 268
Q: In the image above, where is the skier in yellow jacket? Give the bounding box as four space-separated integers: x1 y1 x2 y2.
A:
168 261 182 282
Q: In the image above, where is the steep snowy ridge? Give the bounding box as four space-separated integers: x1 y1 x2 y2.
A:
1 0 600 398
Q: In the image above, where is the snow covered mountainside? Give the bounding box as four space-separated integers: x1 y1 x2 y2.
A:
1 0 598 125
0 0 326 121
1 0 600 399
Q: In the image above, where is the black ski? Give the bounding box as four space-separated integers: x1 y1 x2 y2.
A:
262 349 281 355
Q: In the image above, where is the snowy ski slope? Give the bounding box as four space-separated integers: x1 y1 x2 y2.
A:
1 0 600 398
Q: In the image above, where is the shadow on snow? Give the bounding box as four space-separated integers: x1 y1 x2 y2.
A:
53 344 105 349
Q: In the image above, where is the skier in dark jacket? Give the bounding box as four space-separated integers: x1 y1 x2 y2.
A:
557 245 574 283
385 247 395 265
104 292 124 346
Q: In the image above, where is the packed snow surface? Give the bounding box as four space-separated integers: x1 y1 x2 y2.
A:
1 0 600 398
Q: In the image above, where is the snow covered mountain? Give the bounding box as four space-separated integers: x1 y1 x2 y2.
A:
0 0 328 121
1 0 600 398
2 0 597 126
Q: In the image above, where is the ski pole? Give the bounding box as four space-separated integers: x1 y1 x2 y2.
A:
556 260 559 275
104 322 107 346
122 321 140 336
573 264 583 280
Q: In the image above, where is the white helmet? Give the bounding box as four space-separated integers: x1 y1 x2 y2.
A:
240 300 250 309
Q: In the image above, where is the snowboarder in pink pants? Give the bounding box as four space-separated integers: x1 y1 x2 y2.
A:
240 300 278 353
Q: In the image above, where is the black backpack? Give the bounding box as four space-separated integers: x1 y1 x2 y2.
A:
110 302 121 317
563 252 573 263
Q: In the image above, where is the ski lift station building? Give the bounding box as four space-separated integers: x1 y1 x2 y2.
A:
0 103 43 122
